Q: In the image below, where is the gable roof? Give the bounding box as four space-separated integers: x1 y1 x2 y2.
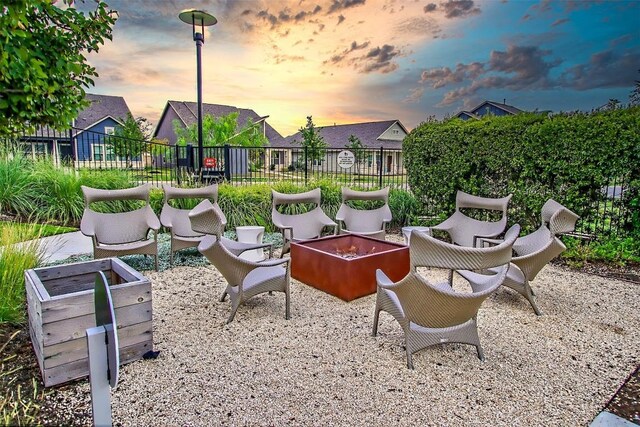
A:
278 120 408 149
74 94 131 130
471 100 524 115
455 111 480 120
156 101 284 144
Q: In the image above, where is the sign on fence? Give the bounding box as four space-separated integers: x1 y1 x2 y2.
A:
337 150 355 169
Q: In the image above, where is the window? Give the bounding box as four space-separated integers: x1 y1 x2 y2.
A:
93 144 116 162
393 129 400 134
104 126 115 135
271 150 284 165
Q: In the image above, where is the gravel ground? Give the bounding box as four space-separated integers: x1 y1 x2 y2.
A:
44 235 639 427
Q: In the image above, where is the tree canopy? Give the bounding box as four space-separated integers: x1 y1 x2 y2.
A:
0 1 117 134
172 112 268 147
293 116 328 168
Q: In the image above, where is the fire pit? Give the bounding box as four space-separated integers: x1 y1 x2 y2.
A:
290 234 409 301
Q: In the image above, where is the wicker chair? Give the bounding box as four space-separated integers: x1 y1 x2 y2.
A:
271 188 336 257
190 200 290 323
459 199 579 315
372 224 519 369
431 190 513 247
160 184 218 265
80 184 160 270
335 187 392 240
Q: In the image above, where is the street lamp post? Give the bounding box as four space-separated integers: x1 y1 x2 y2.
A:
178 9 217 173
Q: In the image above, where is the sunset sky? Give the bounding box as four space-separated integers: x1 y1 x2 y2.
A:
81 0 640 136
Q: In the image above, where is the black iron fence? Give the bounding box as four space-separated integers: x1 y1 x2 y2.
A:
5 126 635 239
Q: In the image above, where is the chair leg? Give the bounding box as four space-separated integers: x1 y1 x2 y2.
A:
280 241 290 258
154 254 158 271
372 307 381 337
406 344 414 369
447 269 454 285
285 289 291 320
523 279 542 316
226 302 240 324
220 290 228 302
476 344 485 361
170 250 174 266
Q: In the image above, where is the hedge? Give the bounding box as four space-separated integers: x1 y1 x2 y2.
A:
403 107 640 236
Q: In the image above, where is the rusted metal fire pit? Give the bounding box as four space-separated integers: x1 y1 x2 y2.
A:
290 234 409 301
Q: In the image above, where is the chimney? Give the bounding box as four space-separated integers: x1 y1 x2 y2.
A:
503 98 506 105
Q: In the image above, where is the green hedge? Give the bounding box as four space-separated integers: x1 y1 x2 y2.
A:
403 108 640 235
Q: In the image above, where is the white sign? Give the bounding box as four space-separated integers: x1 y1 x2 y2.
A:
337 150 355 169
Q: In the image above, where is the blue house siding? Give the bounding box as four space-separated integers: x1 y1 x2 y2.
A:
75 117 122 161
476 104 511 117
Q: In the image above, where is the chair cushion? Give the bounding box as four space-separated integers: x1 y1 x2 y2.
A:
244 266 286 291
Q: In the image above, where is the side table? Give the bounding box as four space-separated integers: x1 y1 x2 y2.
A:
236 226 265 261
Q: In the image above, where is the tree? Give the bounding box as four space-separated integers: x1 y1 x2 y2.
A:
606 98 621 110
0 1 117 135
345 134 367 174
629 69 640 106
293 116 327 171
172 112 268 147
110 113 151 166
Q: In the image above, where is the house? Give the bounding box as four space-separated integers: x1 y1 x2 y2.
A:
268 120 409 174
455 100 524 120
21 93 132 165
153 101 285 146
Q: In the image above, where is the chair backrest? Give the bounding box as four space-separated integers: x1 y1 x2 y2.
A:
161 184 218 238
511 225 567 281
188 199 227 238
271 188 331 239
540 199 579 236
393 225 519 329
80 184 155 244
410 224 520 271
336 187 392 232
444 191 513 247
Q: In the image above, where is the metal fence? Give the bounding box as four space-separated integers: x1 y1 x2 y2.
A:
6 126 635 239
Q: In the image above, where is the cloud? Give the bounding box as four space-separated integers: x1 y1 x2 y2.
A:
419 62 485 88
440 0 481 19
551 18 569 27
424 3 437 13
403 86 425 103
273 54 307 64
325 40 371 64
417 44 561 105
327 0 366 14
337 14 346 24
394 17 440 35
360 44 401 73
255 4 323 28
560 48 640 90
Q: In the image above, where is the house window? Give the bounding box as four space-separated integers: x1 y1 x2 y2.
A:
393 129 399 134
271 150 284 165
104 126 115 135
93 144 116 162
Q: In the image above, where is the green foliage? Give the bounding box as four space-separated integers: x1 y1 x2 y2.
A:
0 150 37 218
563 236 640 267
0 222 75 239
0 1 117 134
345 134 367 174
110 113 151 162
173 112 268 147
404 107 640 235
293 116 328 169
629 69 640 106
0 224 43 323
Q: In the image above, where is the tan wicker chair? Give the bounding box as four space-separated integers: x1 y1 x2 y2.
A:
372 224 519 369
431 190 512 247
190 200 290 323
80 184 160 270
271 188 337 257
160 184 218 265
460 199 579 315
335 187 392 240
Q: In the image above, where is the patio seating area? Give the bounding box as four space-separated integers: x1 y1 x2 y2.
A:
42 234 639 426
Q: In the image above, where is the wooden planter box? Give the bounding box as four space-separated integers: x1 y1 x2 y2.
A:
25 258 153 387
291 235 410 301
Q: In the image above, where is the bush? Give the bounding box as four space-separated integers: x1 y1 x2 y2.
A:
403 107 640 235
0 224 44 323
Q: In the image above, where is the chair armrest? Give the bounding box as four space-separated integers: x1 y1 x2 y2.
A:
472 233 502 248
376 269 396 289
477 237 504 247
258 258 290 268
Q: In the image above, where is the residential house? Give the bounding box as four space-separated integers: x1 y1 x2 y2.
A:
455 100 524 120
269 120 408 174
21 93 132 166
153 100 285 173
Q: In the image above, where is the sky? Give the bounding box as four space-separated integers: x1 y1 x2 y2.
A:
80 0 640 136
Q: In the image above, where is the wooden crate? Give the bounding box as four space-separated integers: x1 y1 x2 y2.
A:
25 258 153 387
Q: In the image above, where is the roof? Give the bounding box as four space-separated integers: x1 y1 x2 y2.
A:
471 100 524 116
455 111 480 119
74 94 131 130
277 120 407 149
157 101 284 144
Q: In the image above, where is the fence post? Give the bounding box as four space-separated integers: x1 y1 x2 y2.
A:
304 146 308 185
224 144 231 181
186 143 194 172
378 147 384 188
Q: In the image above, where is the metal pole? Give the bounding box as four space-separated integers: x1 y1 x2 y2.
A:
195 32 204 173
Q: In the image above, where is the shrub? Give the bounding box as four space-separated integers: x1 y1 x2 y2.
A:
404 107 640 235
0 224 44 323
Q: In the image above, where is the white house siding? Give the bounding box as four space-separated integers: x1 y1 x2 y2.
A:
378 122 407 141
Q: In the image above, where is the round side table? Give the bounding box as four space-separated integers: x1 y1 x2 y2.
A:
402 226 432 245
236 226 265 261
